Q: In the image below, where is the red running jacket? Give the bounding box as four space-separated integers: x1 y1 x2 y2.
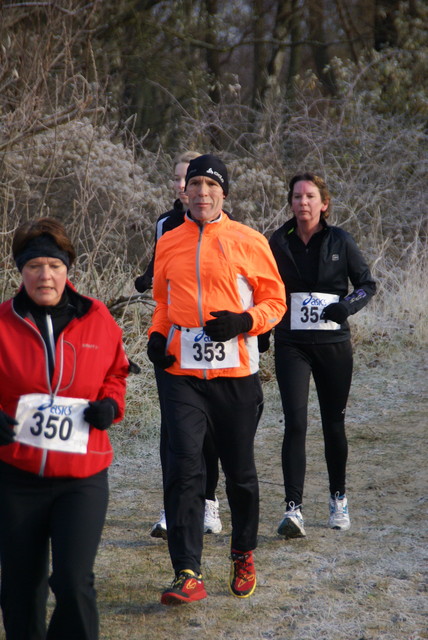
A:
0 283 128 478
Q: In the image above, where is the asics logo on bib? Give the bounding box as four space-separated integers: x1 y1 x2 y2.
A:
302 294 328 307
49 404 73 416
194 329 212 343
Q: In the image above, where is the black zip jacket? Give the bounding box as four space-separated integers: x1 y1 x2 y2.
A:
141 199 186 284
269 218 376 344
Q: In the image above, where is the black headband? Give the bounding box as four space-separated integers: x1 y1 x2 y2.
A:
15 234 70 272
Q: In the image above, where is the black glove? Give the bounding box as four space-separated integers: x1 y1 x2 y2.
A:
321 302 349 324
147 332 176 369
257 330 271 353
135 273 152 293
204 311 253 342
128 359 142 375
84 398 118 431
0 410 17 446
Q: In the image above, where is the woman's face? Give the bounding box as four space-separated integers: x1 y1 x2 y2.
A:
291 180 328 226
173 162 190 205
21 257 67 306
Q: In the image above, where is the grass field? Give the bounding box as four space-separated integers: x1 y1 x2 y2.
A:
84 344 428 640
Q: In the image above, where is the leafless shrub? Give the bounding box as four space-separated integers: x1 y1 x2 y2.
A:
0 0 426 431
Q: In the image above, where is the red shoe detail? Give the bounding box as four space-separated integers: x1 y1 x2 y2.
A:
229 550 257 598
161 570 207 605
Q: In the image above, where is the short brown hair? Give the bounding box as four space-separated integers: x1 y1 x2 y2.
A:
12 217 76 266
287 172 331 219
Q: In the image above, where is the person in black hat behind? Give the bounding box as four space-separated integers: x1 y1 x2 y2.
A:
135 151 224 539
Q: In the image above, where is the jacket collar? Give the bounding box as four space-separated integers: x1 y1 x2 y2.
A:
13 282 92 320
184 210 225 228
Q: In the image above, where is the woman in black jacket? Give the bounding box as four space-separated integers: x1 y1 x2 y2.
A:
269 172 376 538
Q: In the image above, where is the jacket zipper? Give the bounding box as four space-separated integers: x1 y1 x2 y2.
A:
11 306 65 476
195 226 208 380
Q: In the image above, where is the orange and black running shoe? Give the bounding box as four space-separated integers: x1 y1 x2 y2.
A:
229 549 256 598
161 569 207 605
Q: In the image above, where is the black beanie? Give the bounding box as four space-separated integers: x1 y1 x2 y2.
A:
185 154 229 196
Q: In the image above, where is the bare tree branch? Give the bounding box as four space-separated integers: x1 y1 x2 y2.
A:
107 294 155 313
0 101 104 152
3 2 95 14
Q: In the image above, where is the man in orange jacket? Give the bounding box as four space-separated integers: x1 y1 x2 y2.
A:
147 154 286 605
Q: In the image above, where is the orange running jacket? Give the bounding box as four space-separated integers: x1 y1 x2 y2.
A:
149 212 286 379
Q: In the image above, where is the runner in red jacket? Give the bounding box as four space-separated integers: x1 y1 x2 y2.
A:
0 218 128 640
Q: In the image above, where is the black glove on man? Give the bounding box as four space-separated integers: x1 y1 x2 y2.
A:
128 359 142 375
321 302 349 324
0 410 17 446
257 330 272 353
147 332 176 369
84 398 118 431
134 273 152 293
204 310 253 342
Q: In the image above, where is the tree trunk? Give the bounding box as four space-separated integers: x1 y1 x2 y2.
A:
285 0 302 104
252 0 268 109
307 0 337 96
204 0 221 148
261 0 292 105
374 0 400 49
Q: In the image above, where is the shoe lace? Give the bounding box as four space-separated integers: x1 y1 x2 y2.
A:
331 493 346 513
287 501 302 515
172 571 192 589
205 500 219 519
231 552 253 579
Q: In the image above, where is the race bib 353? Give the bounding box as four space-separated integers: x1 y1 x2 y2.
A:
180 327 240 369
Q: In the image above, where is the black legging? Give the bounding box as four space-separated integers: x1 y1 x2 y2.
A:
162 373 263 575
0 463 108 640
274 340 353 506
155 365 219 499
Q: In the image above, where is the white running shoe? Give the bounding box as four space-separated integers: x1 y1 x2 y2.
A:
329 493 351 530
150 509 167 539
204 497 222 534
277 502 306 538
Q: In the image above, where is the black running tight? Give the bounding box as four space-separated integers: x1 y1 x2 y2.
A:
274 340 353 506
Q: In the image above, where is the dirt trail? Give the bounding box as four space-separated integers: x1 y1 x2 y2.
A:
16 346 424 640
92 345 427 640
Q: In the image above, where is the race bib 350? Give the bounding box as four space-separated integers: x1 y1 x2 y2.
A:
14 393 90 454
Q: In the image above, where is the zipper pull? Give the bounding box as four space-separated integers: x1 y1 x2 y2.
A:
37 394 55 410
